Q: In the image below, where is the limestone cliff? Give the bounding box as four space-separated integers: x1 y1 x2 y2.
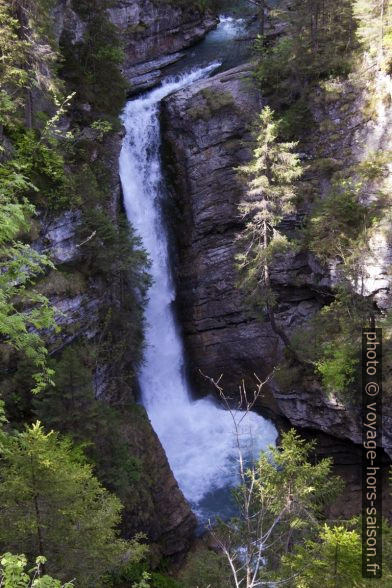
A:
162 64 322 412
162 62 392 462
109 0 217 92
6 0 203 559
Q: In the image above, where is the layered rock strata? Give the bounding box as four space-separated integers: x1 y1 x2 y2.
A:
162 63 392 460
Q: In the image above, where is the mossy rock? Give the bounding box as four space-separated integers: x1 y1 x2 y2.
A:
187 86 235 121
310 157 344 174
127 21 148 35
319 118 336 133
187 104 211 121
37 270 87 297
329 132 342 142
199 87 234 109
339 102 352 114
274 364 303 392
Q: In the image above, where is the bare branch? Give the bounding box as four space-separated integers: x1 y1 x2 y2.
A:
76 230 96 248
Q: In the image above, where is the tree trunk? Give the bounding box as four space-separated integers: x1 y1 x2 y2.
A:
30 455 45 573
16 1 33 128
259 0 265 37
380 0 385 60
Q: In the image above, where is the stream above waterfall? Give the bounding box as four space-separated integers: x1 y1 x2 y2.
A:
119 16 277 523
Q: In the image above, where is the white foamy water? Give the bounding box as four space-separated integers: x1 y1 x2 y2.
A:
213 16 246 39
119 65 277 518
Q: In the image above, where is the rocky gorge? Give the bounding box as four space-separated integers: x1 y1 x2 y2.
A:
2 0 224 560
162 58 392 460
41 0 392 532
159 13 392 518
2 0 392 572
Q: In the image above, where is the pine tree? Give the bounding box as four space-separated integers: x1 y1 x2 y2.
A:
0 420 128 585
280 518 392 587
353 0 392 68
256 0 355 108
34 343 143 497
279 523 363 587
236 106 302 351
288 0 355 77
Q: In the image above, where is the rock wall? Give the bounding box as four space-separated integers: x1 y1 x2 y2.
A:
162 62 392 459
21 0 199 558
162 64 324 415
109 0 218 93
33 125 197 556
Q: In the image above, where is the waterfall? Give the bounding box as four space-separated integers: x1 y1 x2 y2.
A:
119 65 277 520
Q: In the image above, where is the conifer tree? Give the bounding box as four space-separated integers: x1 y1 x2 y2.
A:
280 518 392 586
210 429 343 588
353 0 392 68
0 419 128 585
34 343 143 497
256 0 355 107
236 106 302 350
279 524 363 587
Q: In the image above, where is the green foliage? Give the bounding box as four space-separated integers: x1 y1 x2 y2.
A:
179 548 232 588
133 571 152 588
0 0 150 399
0 553 73 588
253 0 358 140
149 572 181 588
107 551 180 588
279 522 362 587
236 106 302 311
307 150 391 270
253 429 343 532
0 6 84 392
0 5 153 585
2 125 77 213
60 0 127 120
0 196 57 392
279 517 392 587
0 2 29 97
0 0 60 124
255 0 355 106
0 420 130 586
307 180 370 266
34 342 143 497
75 209 151 382
353 0 392 70
315 341 359 392
290 149 392 400
279 95 313 140
79 208 151 280
254 36 297 106
287 289 371 398
90 119 114 139
212 430 343 585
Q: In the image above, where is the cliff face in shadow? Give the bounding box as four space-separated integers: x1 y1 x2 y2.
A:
7 0 391 556
162 64 325 411
162 62 392 464
109 0 218 92
2 0 224 559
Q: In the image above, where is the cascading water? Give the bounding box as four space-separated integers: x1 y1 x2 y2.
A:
119 44 277 522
